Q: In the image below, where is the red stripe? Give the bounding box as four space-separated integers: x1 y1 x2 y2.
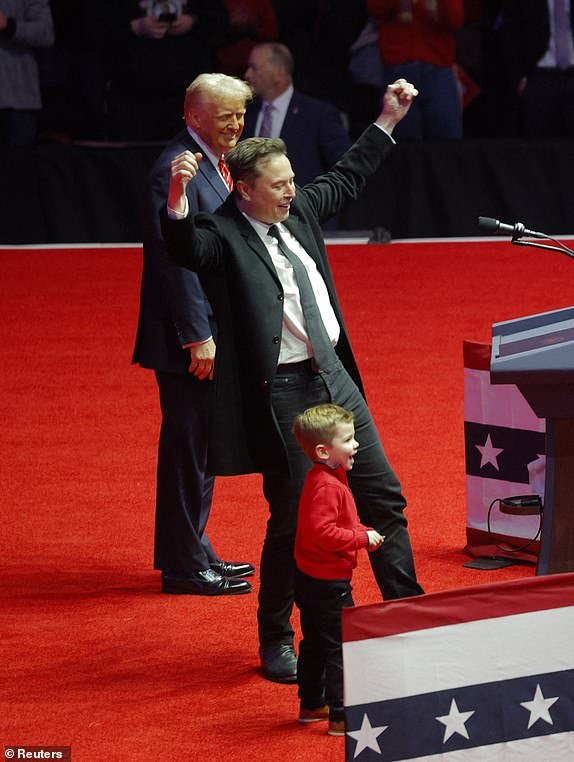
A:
342 572 574 642
463 340 491 371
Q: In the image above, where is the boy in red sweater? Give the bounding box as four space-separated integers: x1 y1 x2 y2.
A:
292 403 385 736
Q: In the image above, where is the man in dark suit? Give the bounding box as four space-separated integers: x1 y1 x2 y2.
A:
243 42 351 187
162 78 424 682
132 72 255 596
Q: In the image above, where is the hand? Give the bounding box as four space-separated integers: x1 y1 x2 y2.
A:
0 12 8 30
167 150 203 215
131 15 170 39
366 530 385 551
376 78 419 134
167 13 195 36
188 338 216 380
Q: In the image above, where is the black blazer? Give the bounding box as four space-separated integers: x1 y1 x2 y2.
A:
132 129 229 373
163 124 393 476
243 89 351 187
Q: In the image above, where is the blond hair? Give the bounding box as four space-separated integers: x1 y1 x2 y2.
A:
293 404 354 460
183 73 252 118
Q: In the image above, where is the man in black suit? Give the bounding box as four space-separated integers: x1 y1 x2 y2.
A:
243 42 351 188
162 78 424 682
132 72 255 596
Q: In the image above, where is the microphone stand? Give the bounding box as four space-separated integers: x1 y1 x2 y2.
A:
511 230 574 259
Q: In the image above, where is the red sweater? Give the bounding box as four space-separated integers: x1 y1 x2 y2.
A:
368 0 464 68
295 463 371 580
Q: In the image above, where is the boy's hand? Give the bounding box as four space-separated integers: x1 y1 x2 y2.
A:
367 530 385 551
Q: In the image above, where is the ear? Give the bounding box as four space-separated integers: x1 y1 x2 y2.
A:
314 443 329 462
235 179 251 201
186 110 200 131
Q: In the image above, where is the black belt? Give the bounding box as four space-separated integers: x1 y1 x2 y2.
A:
275 358 315 375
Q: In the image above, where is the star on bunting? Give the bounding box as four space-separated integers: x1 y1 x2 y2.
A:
347 713 388 758
475 433 504 470
436 698 475 742
520 683 559 728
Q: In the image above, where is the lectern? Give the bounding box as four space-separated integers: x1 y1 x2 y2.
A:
491 306 574 574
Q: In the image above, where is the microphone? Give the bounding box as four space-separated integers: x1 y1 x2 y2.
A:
478 216 547 240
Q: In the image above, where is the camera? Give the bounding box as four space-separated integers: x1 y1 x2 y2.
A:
150 0 181 23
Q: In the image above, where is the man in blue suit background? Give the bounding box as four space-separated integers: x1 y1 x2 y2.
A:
132 72 255 596
243 43 351 190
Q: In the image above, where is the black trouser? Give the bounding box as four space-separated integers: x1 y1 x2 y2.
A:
154 371 216 574
295 568 354 721
258 359 423 645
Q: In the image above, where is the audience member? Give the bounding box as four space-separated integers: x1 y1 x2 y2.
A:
36 0 106 142
216 0 278 78
292 404 385 737
94 1 229 142
243 43 351 189
162 78 424 683
132 72 255 596
368 0 465 140
271 0 367 116
519 0 574 137
462 1 549 137
348 16 385 138
0 0 54 146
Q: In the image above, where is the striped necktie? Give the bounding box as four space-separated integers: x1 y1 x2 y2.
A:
258 103 274 138
218 156 233 191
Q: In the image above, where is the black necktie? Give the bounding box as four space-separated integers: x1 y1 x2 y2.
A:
268 224 337 371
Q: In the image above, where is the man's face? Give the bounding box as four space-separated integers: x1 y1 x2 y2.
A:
245 47 278 100
323 422 359 471
187 94 246 155
239 154 296 224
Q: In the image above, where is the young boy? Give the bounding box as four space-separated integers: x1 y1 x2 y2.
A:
292 403 385 736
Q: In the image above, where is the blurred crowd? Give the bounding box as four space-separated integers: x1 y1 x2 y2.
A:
1 0 573 147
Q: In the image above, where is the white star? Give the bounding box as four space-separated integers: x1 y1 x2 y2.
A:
346 713 388 758
436 698 475 742
475 433 504 470
520 683 559 729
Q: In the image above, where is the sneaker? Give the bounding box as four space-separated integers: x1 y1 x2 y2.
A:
327 719 346 736
298 704 329 723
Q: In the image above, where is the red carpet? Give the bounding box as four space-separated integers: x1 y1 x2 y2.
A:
2 239 573 760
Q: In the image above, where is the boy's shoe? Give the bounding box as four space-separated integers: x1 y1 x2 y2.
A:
298 704 329 723
327 719 346 736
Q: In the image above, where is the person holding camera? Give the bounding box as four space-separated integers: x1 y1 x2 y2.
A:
93 0 229 141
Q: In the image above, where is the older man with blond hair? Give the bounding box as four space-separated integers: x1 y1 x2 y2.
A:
132 72 256 597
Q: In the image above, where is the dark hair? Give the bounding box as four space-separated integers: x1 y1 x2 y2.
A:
225 137 287 188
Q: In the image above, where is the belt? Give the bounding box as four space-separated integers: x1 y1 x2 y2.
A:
275 358 316 375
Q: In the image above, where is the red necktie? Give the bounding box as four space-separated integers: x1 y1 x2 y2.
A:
218 156 233 191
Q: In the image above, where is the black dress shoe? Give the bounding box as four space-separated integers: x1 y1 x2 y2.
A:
210 560 255 578
259 643 297 684
161 569 252 596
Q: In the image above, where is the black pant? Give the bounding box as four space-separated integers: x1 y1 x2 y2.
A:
295 568 354 721
258 359 423 645
153 371 216 574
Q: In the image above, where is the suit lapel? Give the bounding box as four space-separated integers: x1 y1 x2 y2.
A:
220 199 283 286
181 132 228 204
283 213 326 276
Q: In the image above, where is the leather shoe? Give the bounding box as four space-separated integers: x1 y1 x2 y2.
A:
161 569 251 596
210 560 255 579
260 643 297 683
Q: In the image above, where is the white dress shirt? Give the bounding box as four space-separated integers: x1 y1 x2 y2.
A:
244 215 340 364
254 85 294 139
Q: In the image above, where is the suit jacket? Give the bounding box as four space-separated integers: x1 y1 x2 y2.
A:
0 0 54 110
243 89 351 187
163 124 393 476
132 128 229 373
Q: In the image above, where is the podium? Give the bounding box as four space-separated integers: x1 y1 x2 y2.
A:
491 306 574 574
